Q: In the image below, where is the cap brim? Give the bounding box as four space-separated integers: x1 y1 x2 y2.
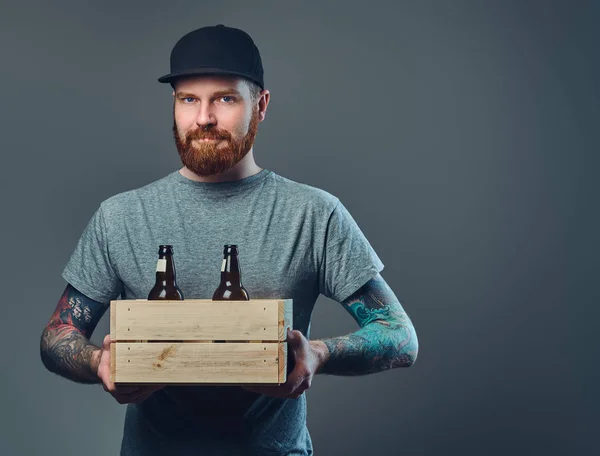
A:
158 67 262 88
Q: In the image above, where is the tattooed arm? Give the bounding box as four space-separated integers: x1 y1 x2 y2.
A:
40 284 108 384
316 273 418 376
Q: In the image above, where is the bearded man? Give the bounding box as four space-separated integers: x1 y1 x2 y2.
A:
40 24 418 456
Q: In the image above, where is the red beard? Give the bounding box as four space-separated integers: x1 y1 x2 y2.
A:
173 108 260 176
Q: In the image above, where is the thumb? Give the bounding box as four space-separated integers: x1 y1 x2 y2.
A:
102 334 111 351
287 329 305 349
287 329 297 343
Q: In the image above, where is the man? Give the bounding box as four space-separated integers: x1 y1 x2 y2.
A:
40 24 419 455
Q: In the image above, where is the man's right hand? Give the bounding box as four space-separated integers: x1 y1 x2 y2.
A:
96 334 165 404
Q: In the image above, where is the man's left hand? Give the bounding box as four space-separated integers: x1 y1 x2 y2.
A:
242 329 328 399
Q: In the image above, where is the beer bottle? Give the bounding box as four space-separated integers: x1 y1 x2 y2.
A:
212 245 250 301
148 245 185 300
212 245 249 344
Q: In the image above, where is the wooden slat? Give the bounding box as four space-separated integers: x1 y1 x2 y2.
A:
111 300 284 341
277 299 294 341
112 342 282 384
278 340 288 384
110 341 116 382
277 299 292 384
110 302 116 341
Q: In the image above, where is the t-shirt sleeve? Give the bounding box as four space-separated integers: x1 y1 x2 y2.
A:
61 203 124 304
319 200 384 302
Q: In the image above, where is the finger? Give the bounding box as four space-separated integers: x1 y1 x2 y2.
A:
114 382 163 395
284 367 305 394
284 380 306 399
102 334 111 351
287 330 308 364
288 379 310 399
287 329 300 348
286 330 304 376
99 372 114 392
103 378 139 394
125 383 166 395
121 389 159 404
115 385 145 394
124 385 165 403
113 390 146 404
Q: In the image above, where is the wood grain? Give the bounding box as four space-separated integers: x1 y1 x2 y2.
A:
110 301 116 341
112 342 283 384
277 299 294 341
110 340 116 383
110 299 292 384
278 339 287 384
111 300 284 341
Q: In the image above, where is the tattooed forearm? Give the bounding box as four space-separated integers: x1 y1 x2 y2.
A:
40 285 107 384
318 274 418 376
40 326 101 384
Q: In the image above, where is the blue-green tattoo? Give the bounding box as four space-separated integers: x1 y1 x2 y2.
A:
319 273 418 375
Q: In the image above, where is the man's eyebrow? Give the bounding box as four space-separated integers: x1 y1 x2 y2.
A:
176 88 242 98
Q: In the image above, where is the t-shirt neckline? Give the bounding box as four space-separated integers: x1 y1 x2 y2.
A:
170 168 272 197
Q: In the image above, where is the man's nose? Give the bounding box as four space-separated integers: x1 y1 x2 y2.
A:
195 104 217 127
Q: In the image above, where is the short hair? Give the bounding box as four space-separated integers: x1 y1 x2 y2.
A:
246 79 262 105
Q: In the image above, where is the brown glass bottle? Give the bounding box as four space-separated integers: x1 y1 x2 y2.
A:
148 245 185 300
212 245 250 300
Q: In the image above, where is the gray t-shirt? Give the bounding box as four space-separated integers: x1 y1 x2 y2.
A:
62 168 384 455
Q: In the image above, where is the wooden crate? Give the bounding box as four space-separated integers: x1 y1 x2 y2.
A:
109 299 293 385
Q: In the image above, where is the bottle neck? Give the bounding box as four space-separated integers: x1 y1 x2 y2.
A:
221 254 242 286
156 254 177 285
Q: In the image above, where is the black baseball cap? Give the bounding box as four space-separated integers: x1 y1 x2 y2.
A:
158 24 264 89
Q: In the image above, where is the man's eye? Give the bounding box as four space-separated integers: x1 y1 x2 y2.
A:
220 96 235 103
183 97 195 103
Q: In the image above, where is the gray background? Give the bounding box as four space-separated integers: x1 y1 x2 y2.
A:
0 0 597 455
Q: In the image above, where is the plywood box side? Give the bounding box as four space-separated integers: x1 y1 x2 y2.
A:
277 299 294 340
110 341 116 383
110 299 293 342
112 341 284 384
285 299 293 333
278 340 287 384
110 302 116 341
112 301 278 341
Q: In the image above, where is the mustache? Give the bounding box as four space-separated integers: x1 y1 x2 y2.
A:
186 128 231 141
